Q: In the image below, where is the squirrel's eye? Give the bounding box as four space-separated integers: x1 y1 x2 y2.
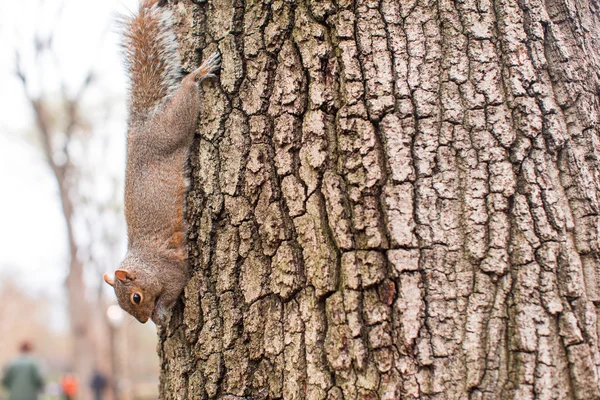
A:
131 293 142 305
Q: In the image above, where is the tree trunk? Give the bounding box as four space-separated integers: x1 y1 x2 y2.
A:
61 183 95 400
158 0 600 398
27 100 97 400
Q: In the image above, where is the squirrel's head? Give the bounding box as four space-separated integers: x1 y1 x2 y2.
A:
103 256 161 324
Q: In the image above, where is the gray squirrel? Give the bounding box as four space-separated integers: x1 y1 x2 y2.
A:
103 0 220 325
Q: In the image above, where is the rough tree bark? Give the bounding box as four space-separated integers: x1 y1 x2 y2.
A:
158 0 600 398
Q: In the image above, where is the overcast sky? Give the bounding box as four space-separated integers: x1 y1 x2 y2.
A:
0 0 137 328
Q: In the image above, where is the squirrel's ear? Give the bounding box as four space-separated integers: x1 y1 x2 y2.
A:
103 274 115 287
115 269 134 282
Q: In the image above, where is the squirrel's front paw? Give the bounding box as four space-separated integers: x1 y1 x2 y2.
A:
193 52 221 82
151 306 169 326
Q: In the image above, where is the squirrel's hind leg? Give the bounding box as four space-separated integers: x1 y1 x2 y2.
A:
186 52 221 83
146 53 220 153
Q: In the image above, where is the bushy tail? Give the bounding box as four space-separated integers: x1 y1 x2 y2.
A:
122 0 181 124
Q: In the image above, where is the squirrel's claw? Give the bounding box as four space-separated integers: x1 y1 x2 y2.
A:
192 52 221 82
200 73 217 82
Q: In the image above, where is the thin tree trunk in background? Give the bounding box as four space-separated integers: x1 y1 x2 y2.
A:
30 102 96 400
17 82 98 400
159 0 600 398
62 197 94 400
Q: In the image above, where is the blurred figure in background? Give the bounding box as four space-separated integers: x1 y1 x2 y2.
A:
1 341 44 400
59 373 78 400
90 370 107 400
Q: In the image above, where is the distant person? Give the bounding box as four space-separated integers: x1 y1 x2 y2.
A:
89 370 107 400
1 341 44 400
59 373 78 400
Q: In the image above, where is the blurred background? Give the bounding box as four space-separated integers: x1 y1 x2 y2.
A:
0 0 160 399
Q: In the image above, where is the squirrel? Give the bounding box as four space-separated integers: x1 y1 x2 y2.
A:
103 0 220 325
